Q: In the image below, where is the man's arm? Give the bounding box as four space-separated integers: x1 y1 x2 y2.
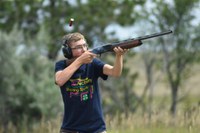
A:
55 59 82 87
55 51 96 87
103 47 127 77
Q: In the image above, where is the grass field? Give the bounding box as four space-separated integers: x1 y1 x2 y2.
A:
1 107 200 133
105 110 200 133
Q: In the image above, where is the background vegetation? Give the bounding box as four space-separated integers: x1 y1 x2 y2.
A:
0 0 200 132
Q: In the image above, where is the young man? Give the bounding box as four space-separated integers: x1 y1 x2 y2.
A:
55 32 128 133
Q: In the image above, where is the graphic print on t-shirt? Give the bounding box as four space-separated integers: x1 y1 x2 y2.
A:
66 77 93 101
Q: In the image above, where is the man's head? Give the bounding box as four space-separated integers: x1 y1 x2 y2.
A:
62 32 88 59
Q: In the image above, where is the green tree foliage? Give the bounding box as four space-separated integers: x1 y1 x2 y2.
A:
151 0 200 116
0 26 62 128
0 0 145 60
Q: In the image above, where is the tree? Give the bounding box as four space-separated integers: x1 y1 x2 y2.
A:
100 51 141 117
0 26 42 126
0 0 145 60
0 26 62 130
151 0 200 116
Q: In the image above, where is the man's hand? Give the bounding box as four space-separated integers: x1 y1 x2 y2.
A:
113 47 128 56
76 51 97 64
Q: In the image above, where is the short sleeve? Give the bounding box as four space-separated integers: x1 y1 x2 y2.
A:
93 58 108 80
55 60 66 73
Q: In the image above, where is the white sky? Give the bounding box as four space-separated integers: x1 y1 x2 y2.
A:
105 0 200 40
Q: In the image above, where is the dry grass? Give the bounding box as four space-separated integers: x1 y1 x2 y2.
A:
105 108 200 133
1 107 200 133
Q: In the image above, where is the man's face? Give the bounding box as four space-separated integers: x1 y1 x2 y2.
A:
70 39 88 58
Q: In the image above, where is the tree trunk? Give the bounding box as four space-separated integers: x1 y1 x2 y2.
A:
170 86 178 116
124 82 130 118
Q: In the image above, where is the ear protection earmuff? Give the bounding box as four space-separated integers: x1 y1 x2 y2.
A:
62 39 73 59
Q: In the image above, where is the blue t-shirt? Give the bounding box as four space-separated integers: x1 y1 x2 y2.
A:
55 58 108 133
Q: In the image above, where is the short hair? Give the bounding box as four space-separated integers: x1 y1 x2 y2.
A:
62 32 86 46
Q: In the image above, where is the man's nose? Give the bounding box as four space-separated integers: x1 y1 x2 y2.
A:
81 47 87 52
82 46 88 50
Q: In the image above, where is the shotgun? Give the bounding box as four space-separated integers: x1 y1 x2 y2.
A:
66 30 173 64
91 30 173 54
